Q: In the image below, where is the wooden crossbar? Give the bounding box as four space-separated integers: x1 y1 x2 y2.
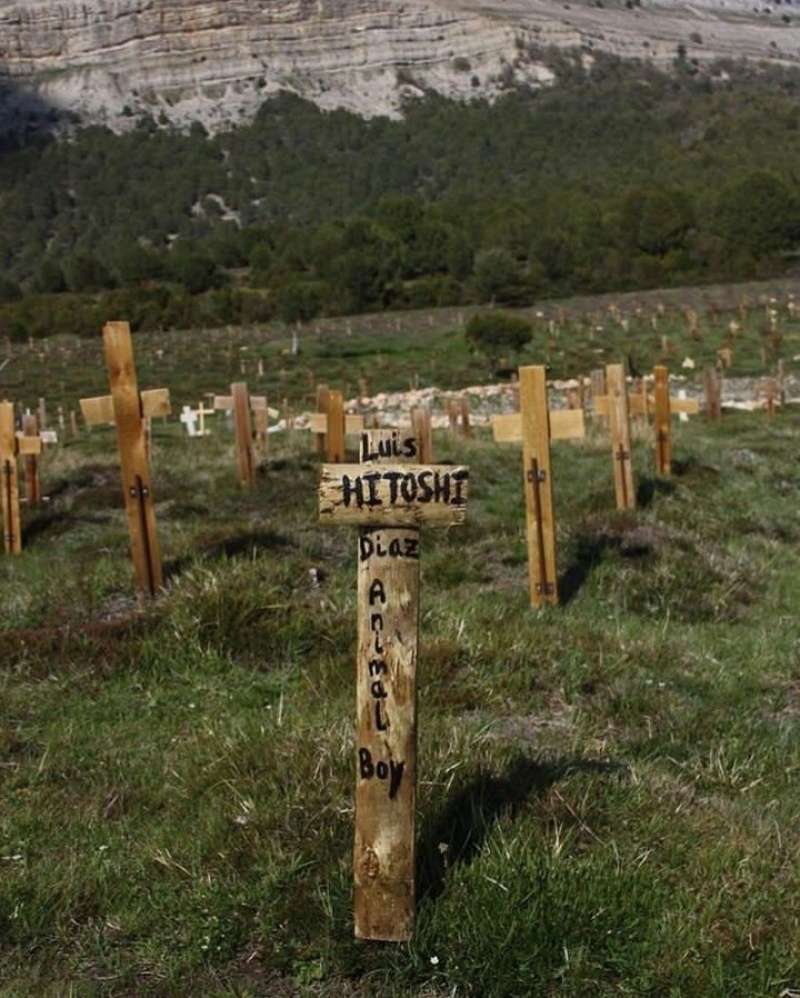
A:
491 408 585 444
307 413 365 436
81 387 171 426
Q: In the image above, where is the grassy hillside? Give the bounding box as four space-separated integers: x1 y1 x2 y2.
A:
1 291 799 995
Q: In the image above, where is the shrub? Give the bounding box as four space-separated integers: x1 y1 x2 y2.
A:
465 310 532 369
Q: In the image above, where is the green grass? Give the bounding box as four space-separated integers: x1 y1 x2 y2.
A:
4 274 800 418
2 283 800 995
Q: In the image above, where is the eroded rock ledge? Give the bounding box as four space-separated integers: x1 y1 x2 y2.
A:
0 0 797 132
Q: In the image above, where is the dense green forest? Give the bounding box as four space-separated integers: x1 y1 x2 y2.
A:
3 51 800 337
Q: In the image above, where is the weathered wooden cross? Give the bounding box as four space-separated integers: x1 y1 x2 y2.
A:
651 365 700 476
704 366 722 421
20 411 43 506
446 395 471 438
591 363 636 510
314 383 330 455
79 321 170 595
491 365 584 606
196 400 216 436
213 383 276 486
409 404 433 463
0 401 42 554
307 398 365 463
319 430 469 941
594 365 699 478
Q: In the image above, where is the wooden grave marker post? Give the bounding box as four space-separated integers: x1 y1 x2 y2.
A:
762 377 777 421
410 404 433 464
592 365 637 510
79 321 170 595
652 365 700 476
232 382 255 485
315 383 330 454
327 389 346 463
196 400 215 437
607 364 636 511
653 365 672 477
214 382 255 486
595 366 699 478
445 395 471 439
307 406 365 461
590 368 606 405
319 430 469 941
252 397 271 449
21 411 42 506
213 385 277 486
704 367 722 421
0 401 40 554
491 365 584 606
459 396 471 438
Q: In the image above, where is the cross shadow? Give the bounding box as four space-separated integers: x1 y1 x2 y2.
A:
21 507 115 546
558 502 672 605
417 754 626 901
162 529 294 581
636 476 676 509
557 535 606 606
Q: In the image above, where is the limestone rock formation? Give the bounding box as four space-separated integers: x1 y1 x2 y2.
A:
0 0 797 132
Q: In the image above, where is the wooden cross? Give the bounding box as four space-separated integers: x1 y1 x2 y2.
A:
79 321 170 595
319 430 469 941
311 386 350 462
213 383 276 486
704 367 722 421
179 400 217 438
326 389 345 463
251 396 278 449
21 411 42 506
595 366 699 478
410 404 433 463
491 365 584 606
0 400 42 554
196 400 215 437
652 365 700 475
307 402 365 463
758 376 778 421
606 364 635 511
446 395 471 438
589 365 636 509
314 383 330 455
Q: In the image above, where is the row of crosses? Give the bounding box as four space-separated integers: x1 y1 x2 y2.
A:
491 363 700 607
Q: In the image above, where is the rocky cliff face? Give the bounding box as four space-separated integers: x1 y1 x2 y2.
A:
0 0 797 132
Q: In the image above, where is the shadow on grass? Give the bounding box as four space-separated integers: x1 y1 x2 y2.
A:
21 508 115 546
558 532 650 605
163 529 295 581
636 475 677 509
558 510 668 605
417 754 626 901
558 536 606 606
